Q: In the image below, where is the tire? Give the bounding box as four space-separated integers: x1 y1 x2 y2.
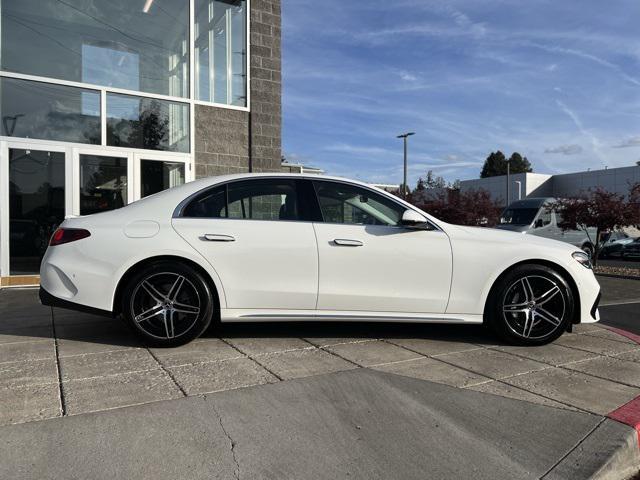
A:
581 243 594 259
486 264 574 346
121 261 214 347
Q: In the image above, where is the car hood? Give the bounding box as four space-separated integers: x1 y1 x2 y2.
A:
494 224 529 233
444 224 575 253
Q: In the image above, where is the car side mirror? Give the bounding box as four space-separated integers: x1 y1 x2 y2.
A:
401 209 429 229
534 219 544 229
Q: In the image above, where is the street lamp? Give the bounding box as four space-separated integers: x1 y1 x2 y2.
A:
397 132 415 198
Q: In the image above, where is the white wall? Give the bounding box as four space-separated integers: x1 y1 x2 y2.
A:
551 166 639 198
460 173 552 205
459 165 640 204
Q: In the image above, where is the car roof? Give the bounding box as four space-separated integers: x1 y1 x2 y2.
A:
506 197 556 209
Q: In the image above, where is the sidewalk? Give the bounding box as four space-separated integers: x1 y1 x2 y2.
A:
1 276 639 478
1 368 637 480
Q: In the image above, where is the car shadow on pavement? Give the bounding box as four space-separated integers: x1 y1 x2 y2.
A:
0 288 509 348
209 321 504 346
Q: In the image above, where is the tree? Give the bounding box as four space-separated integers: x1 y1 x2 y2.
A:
508 152 533 174
480 151 507 178
480 151 532 178
627 183 640 228
413 170 445 194
411 188 502 227
553 186 636 266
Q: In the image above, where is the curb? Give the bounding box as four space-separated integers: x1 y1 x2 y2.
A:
596 273 640 281
586 325 640 479
544 419 639 480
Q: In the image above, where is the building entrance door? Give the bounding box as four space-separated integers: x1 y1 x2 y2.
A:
1 142 70 278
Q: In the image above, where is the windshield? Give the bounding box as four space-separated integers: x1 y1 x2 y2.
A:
500 208 539 226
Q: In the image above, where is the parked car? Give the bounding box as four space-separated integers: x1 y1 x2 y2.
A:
40 174 600 348
621 238 640 259
496 198 596 257
598 231 635 258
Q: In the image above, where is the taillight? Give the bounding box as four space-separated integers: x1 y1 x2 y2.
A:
49 228 91 246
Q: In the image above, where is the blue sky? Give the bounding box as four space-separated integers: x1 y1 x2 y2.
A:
281 0 640 187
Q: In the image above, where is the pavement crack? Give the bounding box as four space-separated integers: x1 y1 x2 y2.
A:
50 307 67 416
539 417 606 479
212 402 241 480
146 348 187 396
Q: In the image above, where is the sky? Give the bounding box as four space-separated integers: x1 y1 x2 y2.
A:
281 0 640 187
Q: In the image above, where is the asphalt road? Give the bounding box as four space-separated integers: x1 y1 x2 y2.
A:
600 302 640 335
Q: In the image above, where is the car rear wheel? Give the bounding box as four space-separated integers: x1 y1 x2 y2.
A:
487 264 573 345
122 261 214 347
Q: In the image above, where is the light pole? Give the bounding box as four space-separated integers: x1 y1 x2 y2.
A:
397 132 415 198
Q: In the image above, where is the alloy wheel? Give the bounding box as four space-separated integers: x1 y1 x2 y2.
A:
130 272 201 340
502 275 566 340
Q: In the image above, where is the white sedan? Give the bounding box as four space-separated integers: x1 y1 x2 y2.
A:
40 174 601 347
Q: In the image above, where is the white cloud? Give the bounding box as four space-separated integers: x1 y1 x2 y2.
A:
544 144 583 155
612 136 640 148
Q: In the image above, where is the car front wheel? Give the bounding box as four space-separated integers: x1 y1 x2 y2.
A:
122 261 214 347
487 264 574 345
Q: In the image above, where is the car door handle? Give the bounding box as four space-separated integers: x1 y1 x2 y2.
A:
203 234 235 242
333 238 363 247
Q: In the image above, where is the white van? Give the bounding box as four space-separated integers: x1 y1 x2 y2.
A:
496 197 596 257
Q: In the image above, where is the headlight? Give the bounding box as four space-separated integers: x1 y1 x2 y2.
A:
572 251 592 269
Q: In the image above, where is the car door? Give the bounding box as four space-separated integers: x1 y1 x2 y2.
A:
311 180 452 314
172 178 318 310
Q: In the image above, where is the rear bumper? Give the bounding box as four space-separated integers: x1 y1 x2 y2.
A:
39 287 113 317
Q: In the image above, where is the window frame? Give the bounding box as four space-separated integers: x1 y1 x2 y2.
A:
178 177 319 223
310 179 409 228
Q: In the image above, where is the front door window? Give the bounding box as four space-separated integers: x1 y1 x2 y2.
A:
79 154 128 215
9 148 65 274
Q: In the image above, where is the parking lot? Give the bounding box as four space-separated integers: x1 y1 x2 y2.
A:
1 275 640 426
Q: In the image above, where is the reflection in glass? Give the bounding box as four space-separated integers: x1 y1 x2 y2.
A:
0 77 100 144
195 0 247 106
1 0 189 97
107 93 189 153
80 155 128 215
9 149 65 274
141 159 185 197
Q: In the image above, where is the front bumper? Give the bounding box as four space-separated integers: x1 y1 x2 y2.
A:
590 292 601 321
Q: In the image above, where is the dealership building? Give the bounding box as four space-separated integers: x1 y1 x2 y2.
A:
0 0 282 286
459 165 640 205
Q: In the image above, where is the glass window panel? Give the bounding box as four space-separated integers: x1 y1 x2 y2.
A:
80 154 128 215
141 159 185 197
1 0 189 97
313 182 404 226
0 77 100 144
228 180 299 221
107 93 189 153
195 0 247 106
9 148 65 274
182 185 227 218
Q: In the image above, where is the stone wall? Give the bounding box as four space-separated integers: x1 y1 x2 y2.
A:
194 0 282 178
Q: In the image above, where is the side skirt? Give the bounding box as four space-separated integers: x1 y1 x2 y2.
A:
220 309 483 324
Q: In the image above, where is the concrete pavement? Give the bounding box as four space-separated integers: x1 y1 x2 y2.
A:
1 275 640 478
1 368 637 480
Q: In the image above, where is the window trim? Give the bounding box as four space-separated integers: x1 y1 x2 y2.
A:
177 177 316 223
176 176 442 231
